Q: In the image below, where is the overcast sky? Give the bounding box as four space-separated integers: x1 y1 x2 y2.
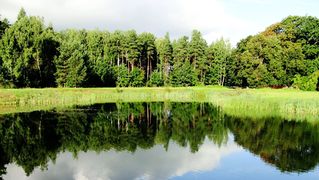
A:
0 0 318 45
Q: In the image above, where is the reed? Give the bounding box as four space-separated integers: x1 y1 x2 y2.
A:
0 87 318 121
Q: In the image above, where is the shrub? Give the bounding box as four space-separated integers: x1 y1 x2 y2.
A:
147 70 164 87
292 71 319 91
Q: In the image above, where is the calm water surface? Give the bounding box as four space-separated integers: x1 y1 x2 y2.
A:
0 103 318 180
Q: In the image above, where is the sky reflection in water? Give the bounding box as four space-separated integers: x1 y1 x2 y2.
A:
1 102 319 180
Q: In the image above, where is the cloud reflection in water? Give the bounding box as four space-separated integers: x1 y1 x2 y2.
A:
4 138 240 180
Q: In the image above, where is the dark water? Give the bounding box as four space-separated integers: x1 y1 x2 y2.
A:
0 102 319 180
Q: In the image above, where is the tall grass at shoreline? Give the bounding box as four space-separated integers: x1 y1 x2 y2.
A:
0 87 319 121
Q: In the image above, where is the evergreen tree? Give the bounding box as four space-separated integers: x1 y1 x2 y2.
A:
0 11 58 87
206 38 232 86
86 30 115 86
139 33 157 80
55 30 88 87
0 9 319 90
170 61 198 86
17 8 26 20
147 70 164 87
188 30 208 84
155 33 173 85
125 30 141 71
0 16 10 38
105 30 125 86
172 36 189 64
0 16 10 86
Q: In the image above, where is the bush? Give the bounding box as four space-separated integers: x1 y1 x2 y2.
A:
115 65 130 87
147 70 164 87
129 68 144 87
169 62 198 87
292 71 319 91
114 65 145 87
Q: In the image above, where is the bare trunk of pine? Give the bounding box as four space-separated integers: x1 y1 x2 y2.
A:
150 59 152 76
147 56 150 80
117 54 120 67
36 52 42 85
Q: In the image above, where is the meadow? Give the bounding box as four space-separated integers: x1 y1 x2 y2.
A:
0 86 318 121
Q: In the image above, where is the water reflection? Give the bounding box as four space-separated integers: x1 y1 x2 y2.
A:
0 102 318 179
227 117 319 172
4 140 239 180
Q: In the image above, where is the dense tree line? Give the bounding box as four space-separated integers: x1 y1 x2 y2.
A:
228 16 319 89
0 9 319 89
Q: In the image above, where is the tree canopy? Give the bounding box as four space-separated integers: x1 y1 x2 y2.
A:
228 16 319 89
0 9 318 90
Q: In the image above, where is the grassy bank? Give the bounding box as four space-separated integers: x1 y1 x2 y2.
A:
0 86 227 113
0 86 319 121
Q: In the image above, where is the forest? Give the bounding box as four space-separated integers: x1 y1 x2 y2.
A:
0 8 319 90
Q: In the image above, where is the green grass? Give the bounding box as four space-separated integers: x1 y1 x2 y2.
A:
0 86 319 121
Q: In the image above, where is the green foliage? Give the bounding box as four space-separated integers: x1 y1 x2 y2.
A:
0 16 9 38
139 32 157 81
17 8 27 20
206 38 232 85
115 64 129 87
292 71 319 91
229 35 285 87
147 70 164 87
115 65 144 87
172 36 189 64
0 13 58 87
188 30 208 83
156 33 173 85
0 16 10 87
170 61 198 86
86 30 114 86
1 9 319 90
55 30 88 87
227 15 319 90
129 68 145 87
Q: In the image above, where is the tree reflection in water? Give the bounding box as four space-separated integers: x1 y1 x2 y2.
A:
0 102 318 179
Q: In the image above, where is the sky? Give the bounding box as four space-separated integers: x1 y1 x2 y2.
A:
0 0 319 45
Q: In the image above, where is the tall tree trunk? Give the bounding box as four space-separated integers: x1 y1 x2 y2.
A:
150 59 152 76
147 56 150 80
200 70 203 83
117 54 120 67
221 68 225 86
36 51 42 86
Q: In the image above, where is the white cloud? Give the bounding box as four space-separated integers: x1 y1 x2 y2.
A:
0 0 255 45
3 0 317 45
3 138 241 180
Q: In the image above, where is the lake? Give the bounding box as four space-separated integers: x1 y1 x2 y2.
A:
0 102 318 180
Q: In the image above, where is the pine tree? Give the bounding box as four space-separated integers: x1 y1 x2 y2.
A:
125 30 141 71
188 30 208 84
17 8 26 20
55 30 88 87
139 32 156 80
172 36 189 64
0 11 57 87
206 38 232 86
156 33 172 85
